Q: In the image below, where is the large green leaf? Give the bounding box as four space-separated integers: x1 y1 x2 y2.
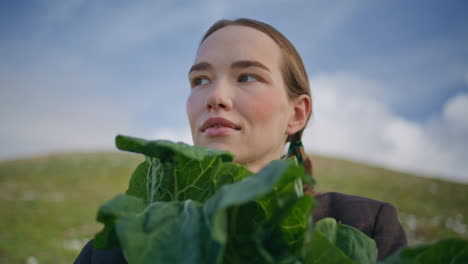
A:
229 163 314 263
304 225 355 264
116 200 209 264
378 244 430 264
203 160 314 264
115 135 233 162
304 218 377 264
125 161 149 199
118 135 250 203
381 238 468 264
92 194 147 249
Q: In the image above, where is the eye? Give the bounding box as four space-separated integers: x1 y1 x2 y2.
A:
238 75 258 83
192 77 210 87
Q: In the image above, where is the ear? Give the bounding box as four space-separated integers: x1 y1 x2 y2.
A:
287 94 311 136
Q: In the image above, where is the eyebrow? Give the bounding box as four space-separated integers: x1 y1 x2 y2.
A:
231 60 271 72
188 62 212 76
188 60 271 76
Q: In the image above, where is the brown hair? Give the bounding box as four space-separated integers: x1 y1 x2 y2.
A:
200 18 314 194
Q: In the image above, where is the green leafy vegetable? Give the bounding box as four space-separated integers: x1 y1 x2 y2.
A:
304 218 377 264
381 238 468 264
95 157 313 262
92 135 468 264
116 135 242 203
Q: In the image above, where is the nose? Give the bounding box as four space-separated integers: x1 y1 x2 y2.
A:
205 80 233 111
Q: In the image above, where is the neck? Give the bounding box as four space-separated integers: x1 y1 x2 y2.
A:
241 147 284 173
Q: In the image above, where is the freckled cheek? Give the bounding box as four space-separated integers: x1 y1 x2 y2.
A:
243 93 287 123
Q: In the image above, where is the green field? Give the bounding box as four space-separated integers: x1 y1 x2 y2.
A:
1 152 467 264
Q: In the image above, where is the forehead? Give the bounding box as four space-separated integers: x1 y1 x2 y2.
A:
195 25 283 71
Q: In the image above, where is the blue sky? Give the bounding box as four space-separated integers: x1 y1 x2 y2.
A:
1 0 467 182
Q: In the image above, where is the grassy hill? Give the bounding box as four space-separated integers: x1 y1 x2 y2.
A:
0 152 467 264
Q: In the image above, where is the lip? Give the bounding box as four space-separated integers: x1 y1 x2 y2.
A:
200 117 241 136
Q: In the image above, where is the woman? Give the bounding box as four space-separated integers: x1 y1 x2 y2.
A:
75 18 406 263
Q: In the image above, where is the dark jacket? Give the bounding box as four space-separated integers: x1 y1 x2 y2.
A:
74 192 407 263
313 192 407 261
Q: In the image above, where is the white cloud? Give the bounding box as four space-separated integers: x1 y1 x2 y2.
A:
443 93 468 131
304 73 468 183
0 52 140 159
0 99 137 160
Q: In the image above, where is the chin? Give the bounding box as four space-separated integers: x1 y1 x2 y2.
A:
207 142 234 152
198 140 235 153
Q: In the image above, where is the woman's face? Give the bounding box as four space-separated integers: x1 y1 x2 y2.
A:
186 26 296 172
